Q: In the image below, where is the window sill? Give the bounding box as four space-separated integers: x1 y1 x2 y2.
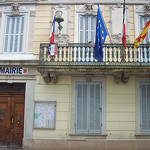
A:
68 134 107 141
135 134 150 139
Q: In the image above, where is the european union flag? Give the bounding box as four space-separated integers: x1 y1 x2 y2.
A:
94 8 107 62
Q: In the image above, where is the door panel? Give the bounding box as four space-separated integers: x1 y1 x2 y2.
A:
0 93 25 147
0 95 10 145
10 94 25 147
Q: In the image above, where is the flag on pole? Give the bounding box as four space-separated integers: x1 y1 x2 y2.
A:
122 0 126 48
134 19 150 49
49 16 55 43
94 7 107 62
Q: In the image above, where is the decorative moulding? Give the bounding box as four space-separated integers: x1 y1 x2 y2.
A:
52 4 70 43
111 33 130 43
144 4 150 15
114 72 129 84
39 70 58 84
11 3 20 15
84 2 94 15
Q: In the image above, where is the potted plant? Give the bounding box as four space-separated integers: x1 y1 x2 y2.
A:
147 41 150 47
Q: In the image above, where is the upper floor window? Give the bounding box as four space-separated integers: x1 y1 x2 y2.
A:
3 15 25 53
139 16 150 44
79 15 96 43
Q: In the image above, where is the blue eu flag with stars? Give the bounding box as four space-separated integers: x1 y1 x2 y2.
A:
94 7 107 62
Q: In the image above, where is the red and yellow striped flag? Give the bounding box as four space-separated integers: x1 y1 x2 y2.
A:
134 19 150 49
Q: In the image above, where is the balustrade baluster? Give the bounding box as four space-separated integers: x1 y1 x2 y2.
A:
116 48 119 62
66 47 68 62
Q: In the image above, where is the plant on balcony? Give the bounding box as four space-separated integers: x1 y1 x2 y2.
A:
147 41 150 47
88 41 94 47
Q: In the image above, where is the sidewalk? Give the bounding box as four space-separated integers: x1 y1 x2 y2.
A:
0 147 22 150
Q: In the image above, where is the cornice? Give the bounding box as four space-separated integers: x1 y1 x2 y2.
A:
38 0 150 5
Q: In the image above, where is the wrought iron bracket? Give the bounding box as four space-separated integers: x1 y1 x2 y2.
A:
114 72 129 84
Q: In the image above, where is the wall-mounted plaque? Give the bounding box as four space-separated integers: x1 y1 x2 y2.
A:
34 101 56 129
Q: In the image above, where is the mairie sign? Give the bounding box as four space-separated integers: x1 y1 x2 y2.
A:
0 67 28 75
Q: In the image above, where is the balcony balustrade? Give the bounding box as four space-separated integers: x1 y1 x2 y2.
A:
39 43 150 66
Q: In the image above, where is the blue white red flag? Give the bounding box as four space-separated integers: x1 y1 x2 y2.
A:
122 0 126 48
49 16 55 43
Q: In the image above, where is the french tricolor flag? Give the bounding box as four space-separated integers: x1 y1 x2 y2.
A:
122 0 126 48
49 16 55 43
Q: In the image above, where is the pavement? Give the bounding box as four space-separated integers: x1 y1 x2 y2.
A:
0 147 22 150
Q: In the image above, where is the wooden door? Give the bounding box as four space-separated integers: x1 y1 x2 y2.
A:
0 92 25 148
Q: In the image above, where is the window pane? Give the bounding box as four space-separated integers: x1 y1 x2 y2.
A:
79 15 96 43
4 16 25 53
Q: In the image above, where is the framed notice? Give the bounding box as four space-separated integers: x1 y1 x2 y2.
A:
34 101 56 129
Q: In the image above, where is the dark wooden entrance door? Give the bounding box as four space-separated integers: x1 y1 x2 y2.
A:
0 83 25 148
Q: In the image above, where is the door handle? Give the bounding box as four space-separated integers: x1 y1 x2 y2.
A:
17 116 21 125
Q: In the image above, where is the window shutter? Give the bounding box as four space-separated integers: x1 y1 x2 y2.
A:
147 85 150 131
76 82 101 133
79 16 83 43
76 83 88 133
79 15 96 43
89 83 101 133
4 16 25 53
141 84 150 133
141 85 147 131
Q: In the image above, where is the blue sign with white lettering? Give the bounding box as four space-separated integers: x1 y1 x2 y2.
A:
0 67 28 75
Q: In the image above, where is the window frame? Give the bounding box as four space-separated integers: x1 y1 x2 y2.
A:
78 15 96 43
140 82 150 134
75 82 102 134
139 16 150 44
135 78 150 136
3 15 25 54
70 77 106 136
0 5 35 56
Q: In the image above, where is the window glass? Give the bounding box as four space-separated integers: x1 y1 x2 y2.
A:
79 15 96 43
4 16 25 53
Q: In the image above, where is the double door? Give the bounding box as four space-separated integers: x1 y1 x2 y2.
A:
0 92 25 148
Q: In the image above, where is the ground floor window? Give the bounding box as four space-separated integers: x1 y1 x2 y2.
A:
140 83 150 133
76 82 102 134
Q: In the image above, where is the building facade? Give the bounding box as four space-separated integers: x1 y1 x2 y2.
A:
0 0 150 150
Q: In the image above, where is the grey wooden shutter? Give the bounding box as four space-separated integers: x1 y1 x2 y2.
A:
141 83 150 133
89 83 101 133
76 82 101 133
4 16 25 53
76 83 88 133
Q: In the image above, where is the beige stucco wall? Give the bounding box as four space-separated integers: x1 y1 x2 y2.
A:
34 75 136 139
33 3 136 140
33 5 52 59
34 75 71 139
107 76 136 139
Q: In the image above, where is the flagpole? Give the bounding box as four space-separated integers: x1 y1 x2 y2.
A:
98 5 112 43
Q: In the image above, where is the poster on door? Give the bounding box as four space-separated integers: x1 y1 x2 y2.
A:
34 101 56 129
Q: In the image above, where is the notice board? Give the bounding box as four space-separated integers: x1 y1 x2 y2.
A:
34 101 56 129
